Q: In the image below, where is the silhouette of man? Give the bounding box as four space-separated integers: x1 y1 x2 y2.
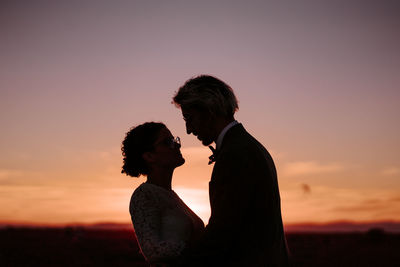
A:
172 75 290 266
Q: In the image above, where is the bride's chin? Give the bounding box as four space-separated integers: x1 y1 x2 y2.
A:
177 158 185 167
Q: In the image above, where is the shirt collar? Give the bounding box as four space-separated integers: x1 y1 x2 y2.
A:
215 120 238 150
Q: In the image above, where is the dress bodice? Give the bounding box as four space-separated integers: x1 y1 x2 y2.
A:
130 183 205 264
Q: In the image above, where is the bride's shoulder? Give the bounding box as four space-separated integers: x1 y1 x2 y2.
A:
129 183 158 212
132 183 152 198
130 183 162 205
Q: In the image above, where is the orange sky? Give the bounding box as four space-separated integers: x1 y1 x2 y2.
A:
1 1 400 227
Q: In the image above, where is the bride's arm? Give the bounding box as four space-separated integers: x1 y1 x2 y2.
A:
130 189 186 263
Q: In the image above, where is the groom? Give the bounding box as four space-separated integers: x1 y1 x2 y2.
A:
173 75 290 266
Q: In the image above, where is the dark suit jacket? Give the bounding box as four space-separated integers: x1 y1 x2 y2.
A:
180 124 289 266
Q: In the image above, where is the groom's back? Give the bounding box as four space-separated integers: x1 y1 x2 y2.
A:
202 124 289 266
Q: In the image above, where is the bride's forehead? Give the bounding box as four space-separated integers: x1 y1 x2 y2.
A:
157 128 172 138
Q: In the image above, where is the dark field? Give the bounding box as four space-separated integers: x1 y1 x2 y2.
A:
0 227 399 266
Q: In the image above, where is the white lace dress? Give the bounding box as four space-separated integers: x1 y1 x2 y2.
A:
129 183 205 265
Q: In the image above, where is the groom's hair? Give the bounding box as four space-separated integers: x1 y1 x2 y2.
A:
173 75 239 118
121 122 166 177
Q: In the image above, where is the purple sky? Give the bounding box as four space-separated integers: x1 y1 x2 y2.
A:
1 0 399 224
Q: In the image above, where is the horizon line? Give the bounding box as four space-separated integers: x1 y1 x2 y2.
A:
2 220 400 233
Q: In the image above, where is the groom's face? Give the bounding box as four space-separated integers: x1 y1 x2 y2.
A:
181 106 215 146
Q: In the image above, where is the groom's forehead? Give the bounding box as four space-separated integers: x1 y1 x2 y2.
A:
182 106 203 117
181 107 194 118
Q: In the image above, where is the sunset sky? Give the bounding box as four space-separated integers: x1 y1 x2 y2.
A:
1 0 399 227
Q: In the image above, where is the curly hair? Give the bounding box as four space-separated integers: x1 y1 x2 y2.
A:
172 75 239 118
121 122 166 177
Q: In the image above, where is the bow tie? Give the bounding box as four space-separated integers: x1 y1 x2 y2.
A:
208 146 217 165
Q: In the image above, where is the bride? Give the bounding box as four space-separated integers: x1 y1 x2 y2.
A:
121 122 204 266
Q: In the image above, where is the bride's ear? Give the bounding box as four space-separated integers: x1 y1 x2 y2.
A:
142 152 155 163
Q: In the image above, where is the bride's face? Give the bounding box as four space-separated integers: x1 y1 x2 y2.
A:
150 127 185 169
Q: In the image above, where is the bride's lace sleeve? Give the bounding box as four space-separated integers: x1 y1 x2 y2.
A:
130 187 186 263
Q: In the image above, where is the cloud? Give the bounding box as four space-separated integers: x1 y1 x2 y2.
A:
381 167 400 176
389 197 400 202
0 185 134 224
301 183 311 194
0 169 27 186
282 161 344 177
327 192 400 220
280 185 400 223
332 202 384 212
0 169 24 179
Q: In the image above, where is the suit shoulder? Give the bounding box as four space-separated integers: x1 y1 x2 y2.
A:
224 127 267 155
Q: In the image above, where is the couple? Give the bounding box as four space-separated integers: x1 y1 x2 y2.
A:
121 75 290 266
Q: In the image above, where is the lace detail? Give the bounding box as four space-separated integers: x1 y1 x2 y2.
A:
130 183 204 264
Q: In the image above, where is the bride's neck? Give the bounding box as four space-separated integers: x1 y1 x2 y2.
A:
146 168 173 191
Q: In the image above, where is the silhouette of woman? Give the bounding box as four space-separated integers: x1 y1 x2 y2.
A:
121 122 204 266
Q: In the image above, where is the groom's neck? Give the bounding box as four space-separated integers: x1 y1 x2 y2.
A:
212 116 235 143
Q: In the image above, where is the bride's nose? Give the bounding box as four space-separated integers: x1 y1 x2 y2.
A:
173 136 181 149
